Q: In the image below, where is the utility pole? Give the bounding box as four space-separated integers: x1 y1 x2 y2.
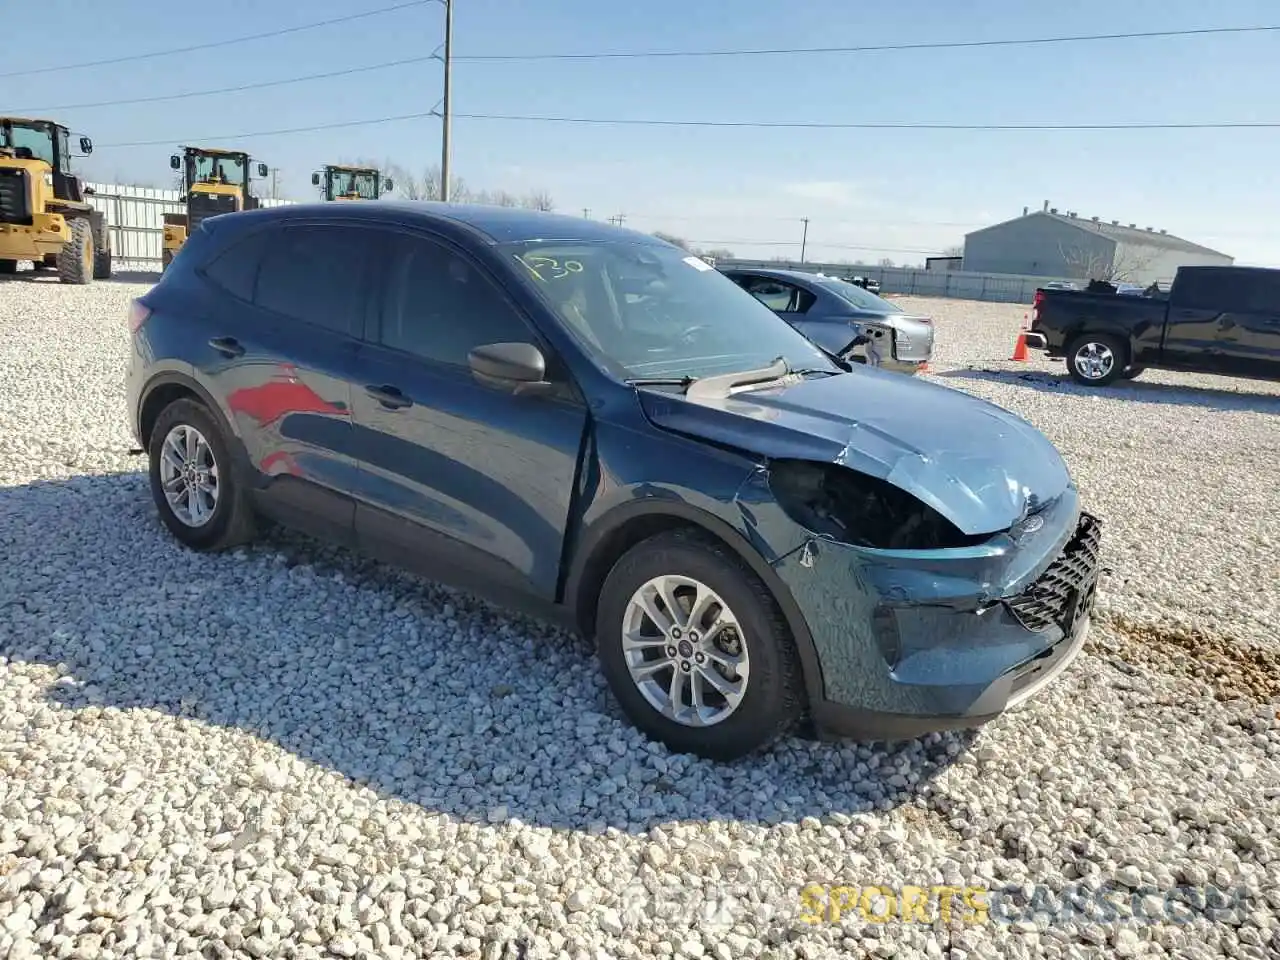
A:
800 217 810 262
582 208 590 219
440 0 453 202
614 213 626 227
271 167 279 200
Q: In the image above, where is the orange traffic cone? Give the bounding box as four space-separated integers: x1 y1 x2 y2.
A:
1010 330 1030 362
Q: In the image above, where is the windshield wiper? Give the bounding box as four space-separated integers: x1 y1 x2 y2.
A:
626 376 696 390
686 356 797 401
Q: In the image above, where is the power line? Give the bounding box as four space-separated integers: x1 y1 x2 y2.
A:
17 55 440 113
0 0 435 79
96 110 1280 150
452 24 1280 61
452 113 1280 131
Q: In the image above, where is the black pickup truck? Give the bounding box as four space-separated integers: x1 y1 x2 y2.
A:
1026 265 1280 386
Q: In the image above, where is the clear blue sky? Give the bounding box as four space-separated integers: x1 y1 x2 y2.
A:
9 0 1280 265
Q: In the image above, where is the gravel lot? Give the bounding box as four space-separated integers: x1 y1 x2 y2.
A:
1 273 1277 960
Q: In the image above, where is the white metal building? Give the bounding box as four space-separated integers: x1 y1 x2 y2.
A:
961 207 1233 285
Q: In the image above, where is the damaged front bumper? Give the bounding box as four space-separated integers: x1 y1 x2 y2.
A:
741 475 1101 742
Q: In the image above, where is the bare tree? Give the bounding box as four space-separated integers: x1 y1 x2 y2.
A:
524 190 555 212
653 231 691 250
878 258 895 268
1058 242 1157 283
381 162 554 212
941 245 964 257
702 247 735 261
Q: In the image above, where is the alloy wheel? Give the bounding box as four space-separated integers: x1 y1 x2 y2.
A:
621 574 750 727
158 424 220 527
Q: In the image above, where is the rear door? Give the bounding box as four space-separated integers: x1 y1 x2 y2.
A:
349 228 589 601
200 220 373 543
1161 267 1280 376
1203 270 1280 379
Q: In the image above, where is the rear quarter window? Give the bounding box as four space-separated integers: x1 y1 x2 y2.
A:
201 229 268 302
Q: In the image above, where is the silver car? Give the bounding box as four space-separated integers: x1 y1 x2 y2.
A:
722 267 934 373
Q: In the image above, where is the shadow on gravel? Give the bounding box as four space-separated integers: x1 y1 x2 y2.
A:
935 367 1280 414
1 472 972 833
0 269 157 286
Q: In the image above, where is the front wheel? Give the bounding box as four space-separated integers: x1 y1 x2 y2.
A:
1066 333 1127 387
595 529 802 761
148 399 258 551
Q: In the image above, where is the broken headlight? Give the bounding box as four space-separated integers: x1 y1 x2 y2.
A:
767 459 990 550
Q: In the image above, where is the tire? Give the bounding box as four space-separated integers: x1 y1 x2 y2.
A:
57 217 93 285
0 260 16 274
595 528 802 761
148 399 258 552
1065 332 1127 387
93 233 113 280
1120 365 1145 380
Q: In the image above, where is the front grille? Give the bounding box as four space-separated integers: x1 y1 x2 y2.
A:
187 192 238 231
0 168 31 225
1005 513 1102 632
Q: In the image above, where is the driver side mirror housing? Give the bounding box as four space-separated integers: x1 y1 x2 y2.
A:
468 342 553 396
170 155 181 170
257 162 269 178
311 172 321 186
79 137 93 156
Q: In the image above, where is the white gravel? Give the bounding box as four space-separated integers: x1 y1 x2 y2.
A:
1 272 1277 960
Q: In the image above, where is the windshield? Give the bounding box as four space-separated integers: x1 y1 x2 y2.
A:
502 240 840 381
188 153 247 188
813 275 902 313
1 121 55 166
328 169 378 199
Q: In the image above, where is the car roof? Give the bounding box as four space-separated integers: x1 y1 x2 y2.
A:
225 200 666 246
722 266 835 284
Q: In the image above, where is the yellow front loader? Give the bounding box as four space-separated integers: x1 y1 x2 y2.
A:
312 164 393 201
162 146 268 270
0 117 112 284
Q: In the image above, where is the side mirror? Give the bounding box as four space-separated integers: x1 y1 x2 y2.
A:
79 137 93 155
311 172 321 186
468 342 552 395
257 163 269 178
383 178 394 192
170 155 181 170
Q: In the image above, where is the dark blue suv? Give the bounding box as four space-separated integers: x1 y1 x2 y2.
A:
126 202 1101 761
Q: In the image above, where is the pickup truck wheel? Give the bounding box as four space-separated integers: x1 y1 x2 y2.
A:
1066 333 1126 386
595 529 802 761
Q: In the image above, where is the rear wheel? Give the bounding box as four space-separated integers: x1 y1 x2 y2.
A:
0 260 16 274
93 232 113 280
148 399 258 551
595 529 802 761
57 218 93 285
1066 333 1126 387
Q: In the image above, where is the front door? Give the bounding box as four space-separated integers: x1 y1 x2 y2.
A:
349 230 589 601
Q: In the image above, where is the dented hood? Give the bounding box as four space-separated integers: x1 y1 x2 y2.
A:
638 366 1072 536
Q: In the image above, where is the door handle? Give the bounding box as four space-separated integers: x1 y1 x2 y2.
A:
365 384 413 409
208 337 244 358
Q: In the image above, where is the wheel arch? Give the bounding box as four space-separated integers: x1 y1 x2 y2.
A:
138 372 239 453
563 500 825 718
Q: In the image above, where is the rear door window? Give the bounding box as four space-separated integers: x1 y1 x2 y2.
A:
1175 269 1254 312
253 224 371 337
